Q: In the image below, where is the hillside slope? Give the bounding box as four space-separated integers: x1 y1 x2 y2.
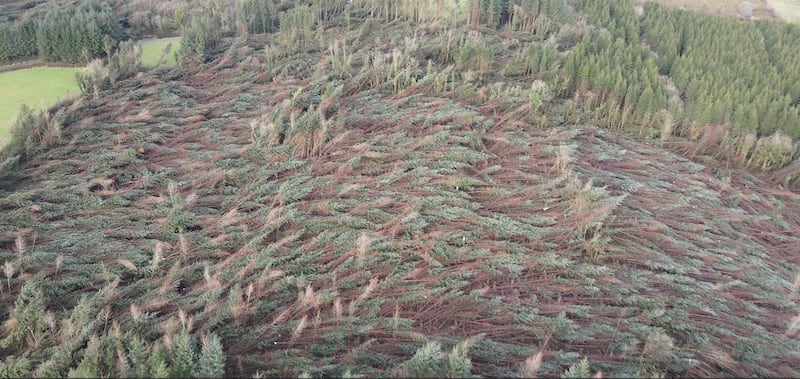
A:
2 26 800 379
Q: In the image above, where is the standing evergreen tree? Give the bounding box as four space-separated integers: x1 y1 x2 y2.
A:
179 14 222 66
0 23 13 62
31 0 123 63
197 334 225 378
171 331 198 378
637 85 657 117
16 16 38 58
237 0 277 34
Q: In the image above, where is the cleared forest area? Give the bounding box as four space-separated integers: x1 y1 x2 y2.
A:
0 0 799 378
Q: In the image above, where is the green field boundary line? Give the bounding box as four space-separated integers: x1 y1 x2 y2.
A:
1 36 181 73
139 36 180 45
0 59 83 74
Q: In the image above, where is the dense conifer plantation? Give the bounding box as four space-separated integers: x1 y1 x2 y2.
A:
0 0 123 64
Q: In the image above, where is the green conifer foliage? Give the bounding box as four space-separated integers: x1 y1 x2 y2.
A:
2 2 800 378
237 0 277 34
14 0 125 63
149 343 171 379
180 14 222 66
198 333 225 378
172 330 199 378
642 2 800 142
126 335 149 378
404 341 445 378
0 356 31 378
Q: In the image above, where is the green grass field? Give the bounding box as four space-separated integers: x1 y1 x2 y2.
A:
0 66 80 139
0 38 176 140
141 37 180 67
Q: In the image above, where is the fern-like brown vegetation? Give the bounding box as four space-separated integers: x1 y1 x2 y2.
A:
1 0 800 378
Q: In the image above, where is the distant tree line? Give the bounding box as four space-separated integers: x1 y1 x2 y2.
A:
236 0 278 34
0 0 124 64
562 0 799 170
175 0 798 173
642 2 800 140
4 0 796 173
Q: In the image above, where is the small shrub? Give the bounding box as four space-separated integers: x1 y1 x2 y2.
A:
108 41 143 86
77 59 110 98
748 131 797 171
180 14 222 66
2 105 64 164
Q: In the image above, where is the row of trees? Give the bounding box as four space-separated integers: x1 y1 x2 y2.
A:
5 0 796 172
639 2 799 168
236 0 278 34
233 0 574 36
180 0 286 64
575 0 639 44
0 0 124 64
169 0 799 173
563 29 668 132
179 13 224 65
0 17 37 63
643 2 800 139
178 0 576 62
461 0 572 29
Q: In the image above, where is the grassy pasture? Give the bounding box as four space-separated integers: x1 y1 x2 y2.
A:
140 37 181 67
0 66 80 139
0 37 176 140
